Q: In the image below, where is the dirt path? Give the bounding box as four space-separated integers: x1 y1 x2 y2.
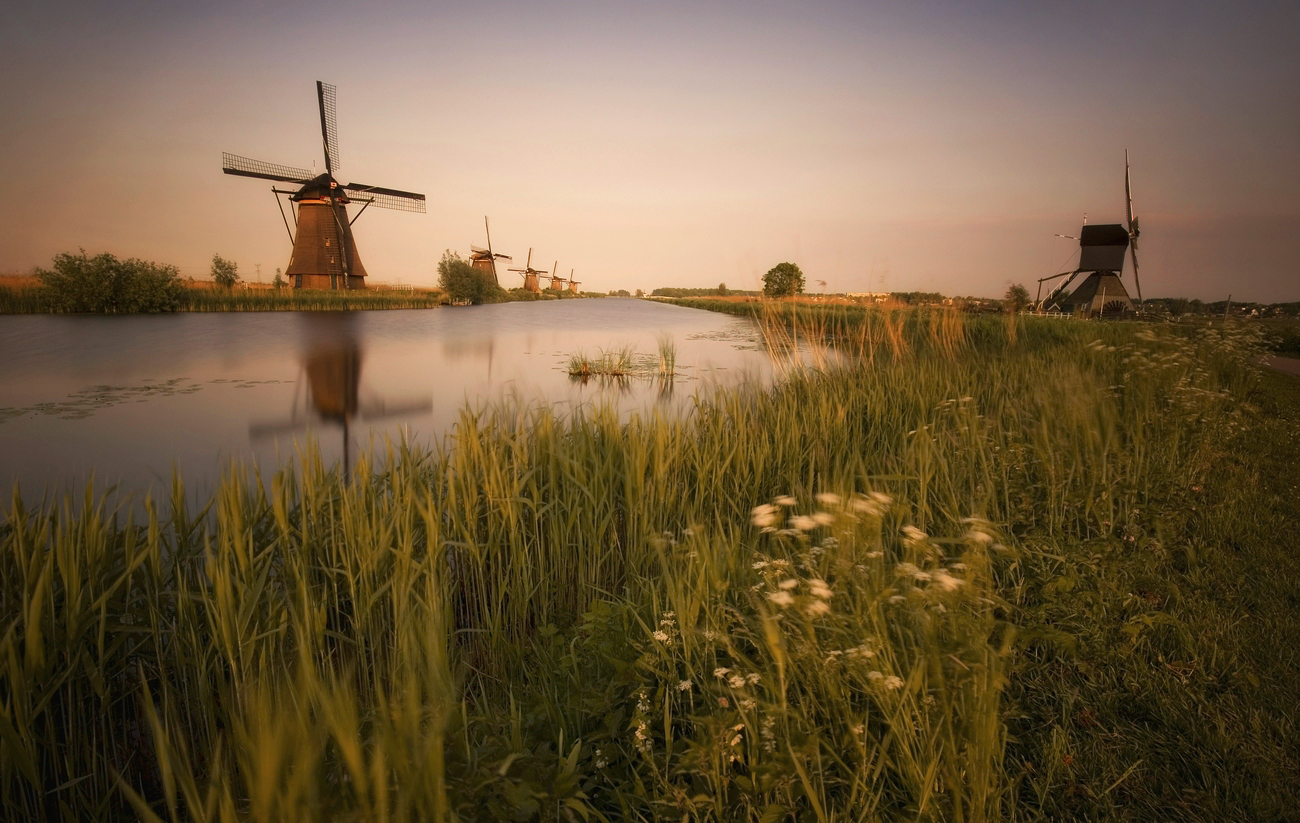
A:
1264 355 1300 378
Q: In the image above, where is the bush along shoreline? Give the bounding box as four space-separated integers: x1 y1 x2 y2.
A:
0 250 450 313
3 313 1299 821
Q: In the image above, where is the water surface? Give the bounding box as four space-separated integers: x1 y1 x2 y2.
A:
0 299 768 502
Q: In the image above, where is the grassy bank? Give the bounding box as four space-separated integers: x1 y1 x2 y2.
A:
3 311 1297 821
0 281 445 313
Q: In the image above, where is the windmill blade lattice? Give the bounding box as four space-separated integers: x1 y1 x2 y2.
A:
343 184 426 213
222 153 313 183
317 81 340 175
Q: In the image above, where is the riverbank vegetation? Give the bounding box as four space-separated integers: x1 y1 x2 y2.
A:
3 309 1299 821
0 254 446 313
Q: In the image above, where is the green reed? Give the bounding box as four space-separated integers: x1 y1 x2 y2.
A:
0 312 1279 821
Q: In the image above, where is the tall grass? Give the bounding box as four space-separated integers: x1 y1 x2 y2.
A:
1 312 1284 821
0 284 443 314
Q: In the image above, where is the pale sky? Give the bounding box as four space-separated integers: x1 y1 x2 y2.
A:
2 0 1297 300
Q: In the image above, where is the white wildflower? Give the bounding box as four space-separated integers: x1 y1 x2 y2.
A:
730 734 742 746
806 600 831 617
867 670 884 682
778 578 799 590
746 673 761 685
677 679 693 692
965 528 994 545
809 579 833 599
815 492 842 506
767 590 794 607
883 675 904 690
869 491 893 505
751 559 769 569
652 630 670 643
852 724 865 736
811 511 835 526
751 504 778 528
788 515 818 531
894 562 920 577
714 667 731 678
902 525 927 542
729 674 746 689
740 698 756 710
932 569 965 591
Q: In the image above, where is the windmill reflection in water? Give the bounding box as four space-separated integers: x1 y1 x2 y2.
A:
249 314 431 481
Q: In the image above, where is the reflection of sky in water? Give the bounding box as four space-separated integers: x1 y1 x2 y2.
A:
0 300 769 503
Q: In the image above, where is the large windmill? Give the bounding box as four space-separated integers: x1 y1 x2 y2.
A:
507 248 549 294
567 269 582 295
222 81 426 290
548 262 567 292
469 217 511 285
1037 152 1144 316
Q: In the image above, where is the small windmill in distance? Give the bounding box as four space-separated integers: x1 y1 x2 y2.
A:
469 216 511 286
567 269 581 294
1036 152 1144 316
548 262 567 292
507 248 549 294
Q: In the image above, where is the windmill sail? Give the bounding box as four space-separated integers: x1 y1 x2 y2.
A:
222 153 312 183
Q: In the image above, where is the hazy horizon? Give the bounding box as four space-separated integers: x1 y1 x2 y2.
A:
3 0 1296 301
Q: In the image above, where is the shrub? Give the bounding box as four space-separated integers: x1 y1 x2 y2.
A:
438 250 505 305
762 262 804 298
210 254 240 288
35 250 185 313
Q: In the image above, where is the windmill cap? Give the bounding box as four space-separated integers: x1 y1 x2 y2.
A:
291 173 344 201
1080 224 1130 246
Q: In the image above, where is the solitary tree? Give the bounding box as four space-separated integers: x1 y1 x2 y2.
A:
717 282 729 296
438 250 504 305
1004 283 1030 313
272 267 286 289
211 254 240 289
762 262 804 298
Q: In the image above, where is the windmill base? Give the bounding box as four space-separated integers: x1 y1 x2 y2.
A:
293 274 367 290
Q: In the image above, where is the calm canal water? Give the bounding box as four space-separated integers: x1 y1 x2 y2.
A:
0 299 770 503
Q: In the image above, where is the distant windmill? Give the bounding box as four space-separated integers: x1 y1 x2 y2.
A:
507 248 549 294
469 216 511 285
221 81 426 290
548 262 567 292
567 269 582 295
1037 152 1144 316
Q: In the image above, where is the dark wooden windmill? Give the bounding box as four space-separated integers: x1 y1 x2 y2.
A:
469 216 511 285
222 81 426 290
547 262 567 292
1037 152 1144 316
507 248 549 294
567 269 581 295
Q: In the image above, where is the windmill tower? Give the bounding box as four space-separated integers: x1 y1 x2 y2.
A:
507 248 549 294
567 269 582 295
222 81 426 290
548 262 567 292
469 216 511 285
1037 152 1144 316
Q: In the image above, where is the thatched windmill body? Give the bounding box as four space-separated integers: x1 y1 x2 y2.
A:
469 217 511 285
222 81 426 290
507 248 549 294
1037 152 1144 316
